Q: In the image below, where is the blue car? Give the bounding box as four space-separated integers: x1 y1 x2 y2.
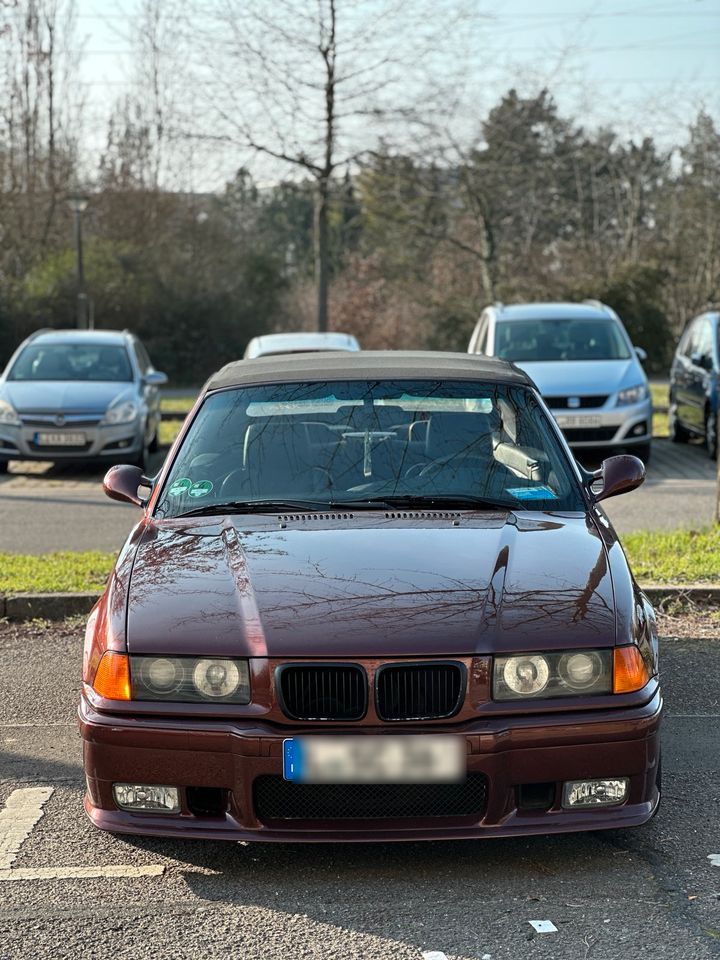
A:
0 329 167 473
669 311 719 459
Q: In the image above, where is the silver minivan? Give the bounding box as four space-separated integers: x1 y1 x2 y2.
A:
468 301 652 461
0 328 167 472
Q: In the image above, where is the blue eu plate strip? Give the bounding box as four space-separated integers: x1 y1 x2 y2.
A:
283 739 304 781
506 485 559 501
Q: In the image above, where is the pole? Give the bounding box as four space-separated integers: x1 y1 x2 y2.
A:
74 208 87 330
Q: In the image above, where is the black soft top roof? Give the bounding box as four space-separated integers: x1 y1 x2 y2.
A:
205 350 532 393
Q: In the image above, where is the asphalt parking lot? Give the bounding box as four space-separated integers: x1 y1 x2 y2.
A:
0 619 718 960
0 438 716 553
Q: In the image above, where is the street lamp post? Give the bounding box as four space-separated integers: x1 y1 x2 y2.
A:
66 194 89 329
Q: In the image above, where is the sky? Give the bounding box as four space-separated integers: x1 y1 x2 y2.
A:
74 0 720 189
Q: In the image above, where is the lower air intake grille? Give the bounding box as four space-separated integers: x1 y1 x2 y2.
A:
376 661 465 720
254 775 488 821
277 664 367 720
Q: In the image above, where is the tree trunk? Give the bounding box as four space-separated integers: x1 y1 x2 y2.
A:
314 178 329 332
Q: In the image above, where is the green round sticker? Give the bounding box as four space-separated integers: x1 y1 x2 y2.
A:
167 477 193 497
188 480 213 498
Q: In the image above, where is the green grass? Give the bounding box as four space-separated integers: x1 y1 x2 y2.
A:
623 527 720 583
159 419 183 447
2 526 719 595
0 551 116 594
650 383 668 410
160 395 197 413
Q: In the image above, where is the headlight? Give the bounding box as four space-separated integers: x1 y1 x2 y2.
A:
616 384 648 406
493 649 612 700
0 399 20 426
103 400 139 425
130 656 251 703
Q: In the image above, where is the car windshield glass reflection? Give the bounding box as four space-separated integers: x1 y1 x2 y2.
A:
155 379 585 518
8 343 133 382
496 318 631 362
156 381 584 517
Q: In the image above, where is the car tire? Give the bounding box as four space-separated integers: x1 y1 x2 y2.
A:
705 409 718 460
669 403 690 444
148 427 159 454
0 460 8 474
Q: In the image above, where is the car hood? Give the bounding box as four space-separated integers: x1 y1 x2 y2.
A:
126 512 616 658
516 359 642 399
1 381 134 415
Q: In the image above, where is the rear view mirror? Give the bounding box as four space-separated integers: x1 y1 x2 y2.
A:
145 370 168 386
103 464 150 506
591 455 645 502
634 346 648 363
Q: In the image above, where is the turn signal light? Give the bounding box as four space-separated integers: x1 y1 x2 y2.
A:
613 646 650 694
92 651 131 700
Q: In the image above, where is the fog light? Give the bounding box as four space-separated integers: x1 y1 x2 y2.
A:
562 778 628 808
113 783 180 813
631 422 647 437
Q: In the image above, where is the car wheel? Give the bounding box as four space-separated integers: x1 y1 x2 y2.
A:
148 427 159 454
705 409 718 460
633 442 651 465
0 460 8 474
669 403 690 443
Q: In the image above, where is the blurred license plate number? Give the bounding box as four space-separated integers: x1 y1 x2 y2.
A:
555 415 602 428
283 735 465 784
34 432 86 446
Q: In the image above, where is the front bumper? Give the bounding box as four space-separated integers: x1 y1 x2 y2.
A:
0 419 143 462
79 688 662 842
551 397 652 449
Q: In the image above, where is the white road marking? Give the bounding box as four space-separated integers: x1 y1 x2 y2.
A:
529 920 558 933
422 952 449 960
0 787 54 869
708 854 720 867
0 865 165 882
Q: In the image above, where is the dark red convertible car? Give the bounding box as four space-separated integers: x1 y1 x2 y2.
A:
80 351 661 841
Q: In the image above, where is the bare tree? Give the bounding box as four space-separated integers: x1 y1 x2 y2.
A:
173 0 480 332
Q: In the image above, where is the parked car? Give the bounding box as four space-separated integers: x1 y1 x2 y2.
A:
244 331 360 359
0 329 167 472
669 311 719 459
468 302 652 462
81 350 661 843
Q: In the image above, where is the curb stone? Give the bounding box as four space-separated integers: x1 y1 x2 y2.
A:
1 592 99 622
1 585 719 623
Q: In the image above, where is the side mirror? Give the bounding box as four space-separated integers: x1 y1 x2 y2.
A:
103 464 150 506
145 370 168 386
591 455 645 503
634 346 648 363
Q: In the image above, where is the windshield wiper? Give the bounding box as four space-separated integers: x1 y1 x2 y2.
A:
175 499 332 518
330 494 511 511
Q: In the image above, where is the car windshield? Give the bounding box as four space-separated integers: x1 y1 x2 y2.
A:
8 343 133 382
496 318 632 362
155 379 585 517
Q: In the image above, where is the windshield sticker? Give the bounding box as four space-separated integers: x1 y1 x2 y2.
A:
167 477 193 497
507 485 559 501
188 480 214 498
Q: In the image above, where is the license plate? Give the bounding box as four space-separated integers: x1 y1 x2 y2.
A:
555 415 602 429
283 735 465 784
34 432 86 446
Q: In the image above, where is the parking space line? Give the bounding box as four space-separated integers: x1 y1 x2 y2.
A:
0 787 54 868
0 865 165 882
